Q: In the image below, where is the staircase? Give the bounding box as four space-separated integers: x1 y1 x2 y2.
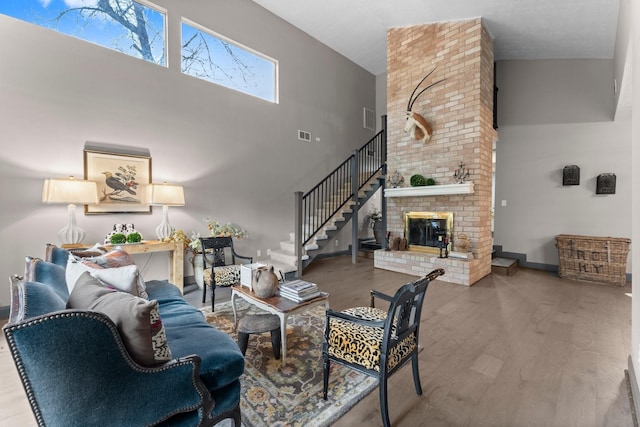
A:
262 116 388 277
264 172 385 277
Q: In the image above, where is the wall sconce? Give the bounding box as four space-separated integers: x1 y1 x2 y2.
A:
148 182 185 240
596 173 616 194
42 176 99 246
562 165 580 185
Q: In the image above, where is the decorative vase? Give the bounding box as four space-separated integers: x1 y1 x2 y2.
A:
373 221 383 244
191 252 215 289
253 266 279 298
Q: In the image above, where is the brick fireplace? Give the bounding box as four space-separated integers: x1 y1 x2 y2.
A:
374 18 496 286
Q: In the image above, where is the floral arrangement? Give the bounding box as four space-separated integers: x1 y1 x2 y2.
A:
185 219 248 253
161 220 248 253
205 219 248 239
162 229 190 250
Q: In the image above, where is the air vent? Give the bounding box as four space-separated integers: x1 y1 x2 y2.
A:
298 130 311 142
363 107 375 130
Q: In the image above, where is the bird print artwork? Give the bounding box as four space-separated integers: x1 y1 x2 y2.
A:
100 165 140 203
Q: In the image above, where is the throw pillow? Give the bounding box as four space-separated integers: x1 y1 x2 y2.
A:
69 243 108 258
66 255 141 296
80 247 148 299
68 272 172 366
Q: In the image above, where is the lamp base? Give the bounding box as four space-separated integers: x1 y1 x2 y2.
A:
59 204 86 245
155 205 174 240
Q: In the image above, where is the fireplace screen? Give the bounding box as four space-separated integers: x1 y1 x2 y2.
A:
404 211 453 253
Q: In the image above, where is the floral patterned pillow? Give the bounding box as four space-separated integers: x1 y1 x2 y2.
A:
82 247 149 299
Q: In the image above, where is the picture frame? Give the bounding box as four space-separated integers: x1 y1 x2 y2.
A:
84 149 152 214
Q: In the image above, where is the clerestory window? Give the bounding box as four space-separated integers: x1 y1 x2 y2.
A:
1 2 279 102
1 0 166 66
181 19 278 103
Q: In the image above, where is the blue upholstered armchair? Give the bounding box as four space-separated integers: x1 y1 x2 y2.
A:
3 245 245 427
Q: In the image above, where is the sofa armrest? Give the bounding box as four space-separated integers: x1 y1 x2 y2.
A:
3 310 213 427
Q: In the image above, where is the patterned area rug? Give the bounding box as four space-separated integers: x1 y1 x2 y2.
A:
202 300 377 427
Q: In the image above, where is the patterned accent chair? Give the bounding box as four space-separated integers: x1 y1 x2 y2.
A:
200 237 253 310
322 268 445 427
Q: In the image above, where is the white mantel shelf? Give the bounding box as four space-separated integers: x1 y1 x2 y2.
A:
384 182 474 197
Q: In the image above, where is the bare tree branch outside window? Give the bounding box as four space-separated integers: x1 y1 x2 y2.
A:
1 0 277 102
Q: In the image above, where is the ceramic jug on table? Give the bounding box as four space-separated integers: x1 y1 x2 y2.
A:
253 265 279 298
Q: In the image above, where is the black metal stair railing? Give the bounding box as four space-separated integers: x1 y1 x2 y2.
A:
294 116 387 275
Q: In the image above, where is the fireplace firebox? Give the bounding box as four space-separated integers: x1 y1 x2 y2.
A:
404 211 453 254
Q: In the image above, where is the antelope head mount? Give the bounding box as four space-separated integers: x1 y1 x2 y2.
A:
403 68 445 143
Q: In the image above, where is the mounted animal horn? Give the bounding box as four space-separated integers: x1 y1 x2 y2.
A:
403 68 445 143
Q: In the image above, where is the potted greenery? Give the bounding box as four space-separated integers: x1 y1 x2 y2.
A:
410 174 426 187
127 232 142 243
110 233 127 244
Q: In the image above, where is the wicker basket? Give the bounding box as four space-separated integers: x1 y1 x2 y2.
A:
555 234 631 286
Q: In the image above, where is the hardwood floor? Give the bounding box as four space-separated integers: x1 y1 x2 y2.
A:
1 256 634 426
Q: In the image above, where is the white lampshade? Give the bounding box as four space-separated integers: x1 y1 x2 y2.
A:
42 177 99 205
42 176 99 245
148 183 185 206
148 182 185 240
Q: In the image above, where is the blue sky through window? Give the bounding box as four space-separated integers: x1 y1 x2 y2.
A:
181 21 277 103
1 0 166 66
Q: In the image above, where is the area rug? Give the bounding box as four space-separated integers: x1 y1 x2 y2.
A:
202 300 377 427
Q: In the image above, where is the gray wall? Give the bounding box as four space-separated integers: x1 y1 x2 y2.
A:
0 0 376 307
630 0 640 404
493 59 632 269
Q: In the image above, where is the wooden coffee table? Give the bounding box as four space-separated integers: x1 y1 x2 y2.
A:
230 284 329 367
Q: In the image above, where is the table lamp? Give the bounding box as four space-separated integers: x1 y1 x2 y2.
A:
149 182 185 240
42 176 99 245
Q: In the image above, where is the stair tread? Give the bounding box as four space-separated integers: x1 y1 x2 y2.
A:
491 257 518 267
280 169 383 271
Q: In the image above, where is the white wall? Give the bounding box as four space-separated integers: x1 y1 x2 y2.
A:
0 0 376 307
629 0 640 409
493 59 632 269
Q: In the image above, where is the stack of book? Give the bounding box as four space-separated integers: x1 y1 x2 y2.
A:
279 279 321 302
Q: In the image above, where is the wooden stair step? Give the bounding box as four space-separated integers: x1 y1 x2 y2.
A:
491 257 519 276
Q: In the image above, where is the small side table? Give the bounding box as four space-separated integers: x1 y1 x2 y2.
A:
237 314 281 359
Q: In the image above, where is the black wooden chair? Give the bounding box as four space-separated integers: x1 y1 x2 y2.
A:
322 268 445 427
200 236 253 310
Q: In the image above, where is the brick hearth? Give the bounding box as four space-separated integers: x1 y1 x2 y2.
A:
374 18 496 286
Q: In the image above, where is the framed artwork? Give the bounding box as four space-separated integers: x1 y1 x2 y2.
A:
84 149 152 214
596 173 616 195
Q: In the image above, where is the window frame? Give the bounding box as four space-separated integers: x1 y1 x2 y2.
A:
181 17 279 103
0 0 168 67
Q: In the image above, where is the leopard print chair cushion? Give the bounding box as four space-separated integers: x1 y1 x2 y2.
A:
327 306 417 372
203 265 241 287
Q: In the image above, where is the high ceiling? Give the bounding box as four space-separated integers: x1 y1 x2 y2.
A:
252 0 621 76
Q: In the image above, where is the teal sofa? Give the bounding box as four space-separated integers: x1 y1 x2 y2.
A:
3 245 244 427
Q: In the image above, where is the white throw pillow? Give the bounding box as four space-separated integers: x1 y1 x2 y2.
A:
66 254 141 296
